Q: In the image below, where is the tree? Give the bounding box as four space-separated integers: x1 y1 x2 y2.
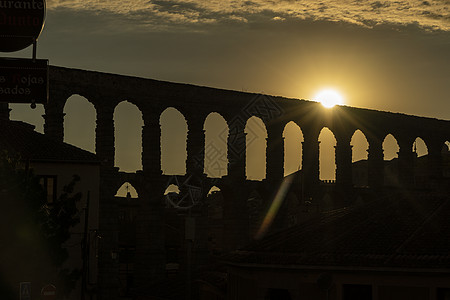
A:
0 152 82 299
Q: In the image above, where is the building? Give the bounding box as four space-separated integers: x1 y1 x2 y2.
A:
0 118 100 300
224 185 450 300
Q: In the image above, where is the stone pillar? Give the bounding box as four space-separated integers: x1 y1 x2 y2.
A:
134 191 166 294
266 123 284 182
135 112 166 295
43 90 66 142
97 169 120 300
427 139 444 181
95 105 115 167
0 103 11 120
191 203 210 267
185 118 210 269
142 114 162 176
302 128 320 198
227 120 246 180
367 139 384 189
398 140 415 188
335 135 353 188
223 121 249 250
187 119 205 175
263 124 288 236
221 182 249 250
95 103 120 300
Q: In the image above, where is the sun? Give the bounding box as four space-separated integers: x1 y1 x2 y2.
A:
314 89 344 108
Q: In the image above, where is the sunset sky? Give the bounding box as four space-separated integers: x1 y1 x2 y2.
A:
6 0 450 182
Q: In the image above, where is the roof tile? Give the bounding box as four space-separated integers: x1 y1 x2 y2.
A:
0 119 98 163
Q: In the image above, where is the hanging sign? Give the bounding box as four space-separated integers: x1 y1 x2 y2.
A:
0 0 46 52
0 57 48 103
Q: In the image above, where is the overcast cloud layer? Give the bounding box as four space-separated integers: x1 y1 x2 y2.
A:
46 0 450 31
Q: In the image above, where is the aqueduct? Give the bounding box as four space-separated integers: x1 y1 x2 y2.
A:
44 66 450 299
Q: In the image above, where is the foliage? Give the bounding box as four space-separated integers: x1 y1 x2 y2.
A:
0 152 82 299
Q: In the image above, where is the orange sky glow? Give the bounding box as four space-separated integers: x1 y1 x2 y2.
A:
4 0 449 187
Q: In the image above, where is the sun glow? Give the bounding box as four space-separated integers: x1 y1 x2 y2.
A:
314 89 344 108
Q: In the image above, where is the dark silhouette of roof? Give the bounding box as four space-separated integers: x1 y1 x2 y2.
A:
0 119 98 164
226 192 450 270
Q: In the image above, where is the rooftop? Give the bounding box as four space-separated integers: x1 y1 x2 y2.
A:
226 191 450 270
0 119 99 164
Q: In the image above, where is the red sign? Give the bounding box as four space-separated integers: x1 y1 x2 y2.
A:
41 284 56 300
0 0 46 52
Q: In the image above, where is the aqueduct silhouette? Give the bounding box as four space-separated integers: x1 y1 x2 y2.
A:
44 66 450 299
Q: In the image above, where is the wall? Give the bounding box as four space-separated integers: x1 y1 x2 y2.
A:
43 66 450 299
227 266 450 300
31 161 100 300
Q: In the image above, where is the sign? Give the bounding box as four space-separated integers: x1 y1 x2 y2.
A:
0 0 46 52
0 57 48 103
41 284 56 300
20 282 31 300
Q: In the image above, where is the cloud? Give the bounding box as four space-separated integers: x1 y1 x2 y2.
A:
272 16 286 21
46 0 450 31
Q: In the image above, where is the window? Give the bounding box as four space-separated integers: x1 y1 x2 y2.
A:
39 176 57 204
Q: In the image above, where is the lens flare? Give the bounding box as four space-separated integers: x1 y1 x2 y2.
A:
255 175 294 240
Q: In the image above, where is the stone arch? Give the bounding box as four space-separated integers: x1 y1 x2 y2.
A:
114 101 144 172
164 184 181 208
318 127 337 181
207 185 222 195
445 141 450 152
63 94 96 152
164 184 180 195
245 116 267 180
383 134 400 161
203 113 229 178
160 107 188 175
10 103 46 133
351 129 369 162
412 137 429 185
351 129 369 187
115 182 139 198
413 137 428 157
283 121 303 176
383 134 400 186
